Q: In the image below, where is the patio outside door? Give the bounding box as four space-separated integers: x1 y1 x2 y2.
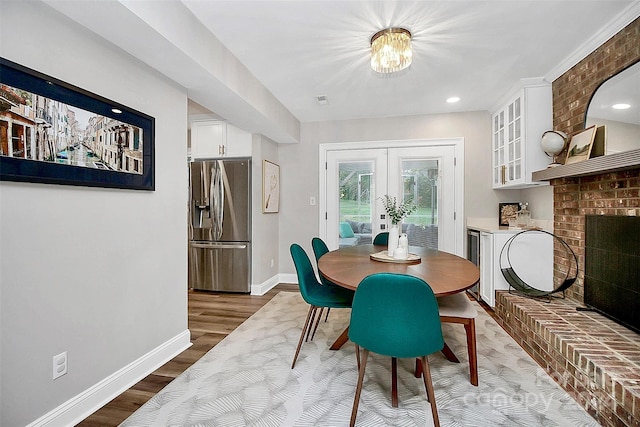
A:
323 142 460 255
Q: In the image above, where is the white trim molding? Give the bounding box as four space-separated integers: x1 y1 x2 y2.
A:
27 330 192 427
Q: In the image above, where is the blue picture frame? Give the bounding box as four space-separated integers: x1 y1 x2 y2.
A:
0 57 155 190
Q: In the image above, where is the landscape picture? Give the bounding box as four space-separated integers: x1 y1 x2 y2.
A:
564 125 597 165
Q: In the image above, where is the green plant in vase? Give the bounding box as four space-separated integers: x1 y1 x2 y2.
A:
379 195 417 257
380 195 417 225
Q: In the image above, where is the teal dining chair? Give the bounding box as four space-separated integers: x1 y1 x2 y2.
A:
289 243 354 369
372 232 389 245
348 273 444 427
311 237 343 290
311 237 355 329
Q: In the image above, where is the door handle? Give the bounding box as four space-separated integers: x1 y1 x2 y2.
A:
191 242 247 250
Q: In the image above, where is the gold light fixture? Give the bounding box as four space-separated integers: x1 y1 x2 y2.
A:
370 27 412 74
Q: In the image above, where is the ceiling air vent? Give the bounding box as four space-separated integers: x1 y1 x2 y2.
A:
315 95 329 105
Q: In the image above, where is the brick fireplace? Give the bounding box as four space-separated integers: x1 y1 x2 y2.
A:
495 17 640 427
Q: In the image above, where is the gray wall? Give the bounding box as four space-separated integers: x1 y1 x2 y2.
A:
278 111 530 274
0 2 188 425
251 134 281 285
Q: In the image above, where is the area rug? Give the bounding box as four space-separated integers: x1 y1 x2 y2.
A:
121 291 599 426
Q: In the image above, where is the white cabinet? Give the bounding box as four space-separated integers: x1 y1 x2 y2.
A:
478 229 552 307
492 78 552 189
479 231 511 307
225 123 252 157
191 120 226 159
190 120 251 159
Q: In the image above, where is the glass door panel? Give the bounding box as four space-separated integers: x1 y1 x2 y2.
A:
326 149 387 249
339 161 373 243
399 158 439 249
388 146 456 254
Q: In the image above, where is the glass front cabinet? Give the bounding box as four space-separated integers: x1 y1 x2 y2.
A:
492 78 552 189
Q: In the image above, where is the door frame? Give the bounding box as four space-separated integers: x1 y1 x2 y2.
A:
319 138 465 257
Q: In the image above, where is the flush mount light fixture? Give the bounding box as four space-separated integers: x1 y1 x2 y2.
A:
370 27 412 74
446 97 460 103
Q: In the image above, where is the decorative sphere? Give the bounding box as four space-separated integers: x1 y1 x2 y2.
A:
540 130 568 156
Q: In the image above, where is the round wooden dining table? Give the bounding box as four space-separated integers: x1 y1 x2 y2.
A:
318 244 479 296
318 244 480 350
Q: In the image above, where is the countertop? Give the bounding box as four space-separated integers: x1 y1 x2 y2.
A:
466 217 552 234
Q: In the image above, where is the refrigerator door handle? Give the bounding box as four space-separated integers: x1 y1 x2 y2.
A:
190 242 248 250
210 163 224 240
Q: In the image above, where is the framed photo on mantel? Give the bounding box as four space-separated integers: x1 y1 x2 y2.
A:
564 125 597 165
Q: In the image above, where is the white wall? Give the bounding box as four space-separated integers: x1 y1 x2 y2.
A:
521 185 554 221
0 2 189 425
278 111 525 273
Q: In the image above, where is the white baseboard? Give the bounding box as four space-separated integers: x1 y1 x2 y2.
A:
251 273 298 295
27 330 192 427
251 274 279 295
279 273 298 285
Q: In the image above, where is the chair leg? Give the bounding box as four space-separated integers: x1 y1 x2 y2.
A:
325 307 331 322
350 349 369 427
305 307 319 342
465 318 479 386
419 355 440 427
355 344 361 371
440 316 478 386
310 307 324 341
391 357 398 407
292 305 315 369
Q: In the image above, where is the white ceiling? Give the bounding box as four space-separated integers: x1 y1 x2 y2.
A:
181 0 636 122
43 0 639 141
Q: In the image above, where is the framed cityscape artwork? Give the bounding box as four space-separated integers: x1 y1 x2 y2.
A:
0 57 155 190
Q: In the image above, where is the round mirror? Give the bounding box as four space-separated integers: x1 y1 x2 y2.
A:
585 60 640 155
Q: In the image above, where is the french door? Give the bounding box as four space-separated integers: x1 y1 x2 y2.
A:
321 139 463 256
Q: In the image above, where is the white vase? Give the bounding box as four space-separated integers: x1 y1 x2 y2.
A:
388 224 400 256
393 245 408 260
399 233 408 251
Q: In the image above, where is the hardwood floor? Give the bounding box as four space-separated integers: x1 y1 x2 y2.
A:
76 284 300 427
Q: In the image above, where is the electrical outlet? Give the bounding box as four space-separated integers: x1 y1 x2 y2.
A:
53 351 68 380
270 259 274 268
309 196 316 206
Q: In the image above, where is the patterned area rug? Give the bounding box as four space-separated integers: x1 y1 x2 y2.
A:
121 291 598 426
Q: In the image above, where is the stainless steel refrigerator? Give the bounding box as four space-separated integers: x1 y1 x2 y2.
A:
188 158 251 292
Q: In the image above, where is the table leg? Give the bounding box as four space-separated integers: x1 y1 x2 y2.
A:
441 342 461 363
329 326 349 350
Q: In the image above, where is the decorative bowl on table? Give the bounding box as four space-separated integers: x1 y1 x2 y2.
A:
370 250 421 264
